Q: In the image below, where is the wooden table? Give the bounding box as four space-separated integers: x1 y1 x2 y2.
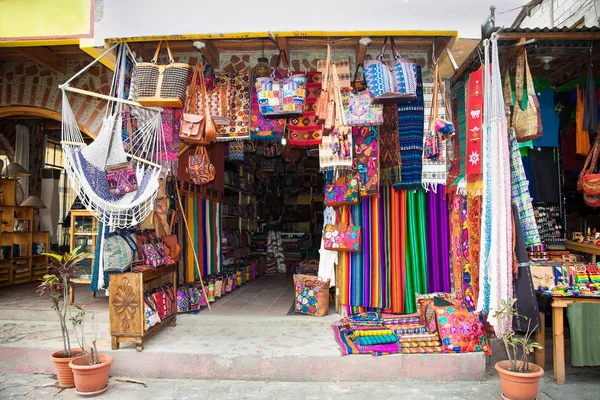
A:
534 296 600 384
565 240 600 263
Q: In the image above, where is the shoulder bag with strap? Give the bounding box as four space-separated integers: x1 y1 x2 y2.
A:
187 145 215 185
105 115 138 196
512 49 542 142
578 134 600 206
154 212 181 262
180 62 217 145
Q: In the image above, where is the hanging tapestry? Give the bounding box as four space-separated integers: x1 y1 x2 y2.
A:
404 189 428 314
422 82 448 190
215 72 251 141
352 126 379 197
466 67 484 193
450 192 465 302
450 81 467 191
467 194 482 310
288 71 323 147
379 105 402 185
509 128 541 248
395 66 424 189
425 187 451 294
249 73 286 141
319 126 353 171
161 108 181 169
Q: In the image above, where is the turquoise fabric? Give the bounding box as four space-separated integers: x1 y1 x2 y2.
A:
567 303 600 367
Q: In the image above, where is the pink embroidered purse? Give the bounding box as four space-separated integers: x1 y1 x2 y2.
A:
323 221 361 253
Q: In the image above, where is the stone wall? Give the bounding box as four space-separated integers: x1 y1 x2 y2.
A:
520 0 600 28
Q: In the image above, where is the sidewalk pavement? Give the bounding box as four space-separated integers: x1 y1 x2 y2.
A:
1 369 599 400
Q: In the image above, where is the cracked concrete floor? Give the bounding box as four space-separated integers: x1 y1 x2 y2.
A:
1 368 599 400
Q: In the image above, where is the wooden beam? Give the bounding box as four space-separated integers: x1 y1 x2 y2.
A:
15 46 66 75
499 31 600 41
355 38 369 66
549 48 600 85
276 37 290 68
200 40 220 69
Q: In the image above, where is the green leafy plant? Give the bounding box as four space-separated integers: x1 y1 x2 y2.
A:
37 246 91 358
70 306 100 365
494 298 543 373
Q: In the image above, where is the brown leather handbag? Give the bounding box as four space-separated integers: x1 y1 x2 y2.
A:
154 212 181 262
180 62 217 145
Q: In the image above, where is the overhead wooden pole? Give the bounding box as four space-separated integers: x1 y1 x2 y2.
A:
16 46 66 75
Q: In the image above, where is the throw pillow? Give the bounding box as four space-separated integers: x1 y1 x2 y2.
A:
434 303 492 356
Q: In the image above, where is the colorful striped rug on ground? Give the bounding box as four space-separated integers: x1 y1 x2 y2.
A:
395 66 424 189
337 185 449 315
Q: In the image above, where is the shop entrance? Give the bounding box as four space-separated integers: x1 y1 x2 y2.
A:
216 144 326 316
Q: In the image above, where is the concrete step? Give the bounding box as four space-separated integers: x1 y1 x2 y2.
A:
0 318 487 382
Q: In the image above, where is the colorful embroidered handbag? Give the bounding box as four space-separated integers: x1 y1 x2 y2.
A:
132 41 190 108
293 274 331 317
296 259 319 276
187 145 215 185
340 86 383 126
144 291 162 331
578 134 600 206
324 176 359 206
256 51 307 118
323 221 362 253
512 48 542 143
176 285 189 313
105 116 138 196
364 37 418 104
180 62 217 145
141 231 165 267
103 231 137 272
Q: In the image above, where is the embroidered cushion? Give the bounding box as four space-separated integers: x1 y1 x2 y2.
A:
434 301 492 355
416 292 456 331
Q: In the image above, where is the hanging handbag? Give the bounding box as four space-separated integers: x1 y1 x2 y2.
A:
154 212 181 262
180 62 217 145
141 231 165 267
339 64 383 126
293 274 331 317
578 134 600 208
105 115 138 196
256 50 308 118
103 230 137 272
187 145 215 185
324 215 362 253
132 40 190 108
364 37 418 104
512 48 542 142
324 175 359 206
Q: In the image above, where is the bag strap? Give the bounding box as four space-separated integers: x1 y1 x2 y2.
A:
427 62 440 132
351 63 364 89
389 37 400 60
153 211 168 238
169 210 177 236
120 230 138 253
198 62 210 117
151 40 175 64
378 37 389 60
515 49 526 105
322 43 331 91
185 63 201 114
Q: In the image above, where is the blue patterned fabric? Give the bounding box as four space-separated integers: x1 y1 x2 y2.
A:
394 67 424 189
364 60 418 99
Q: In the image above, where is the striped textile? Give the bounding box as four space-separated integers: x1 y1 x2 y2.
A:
394 66 424 189
349 329 394 339
387 326 429 335
401 346 444 354
397 333 440 343
400 341 441 348
356 343 401 356
354 335 398 346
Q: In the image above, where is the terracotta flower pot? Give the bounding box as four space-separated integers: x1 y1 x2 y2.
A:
495 360 544 400
69 354 114 396
50 348 83 388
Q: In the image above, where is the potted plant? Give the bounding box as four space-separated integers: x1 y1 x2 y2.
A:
493 299 544 400
37 246 90 388
69 306 114 396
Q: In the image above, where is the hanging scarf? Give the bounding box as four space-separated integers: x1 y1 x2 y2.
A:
450 81 467 193
395 66 424 189
404 189 428 314
509 128 541 248
425 187 451 293
477 37 513 336
422 82 448 191
288 71 323 147
319 126 353 171
450 192 465 302
379 104 402 185
353 126 379 197
467 194 482 309
466 68 484 193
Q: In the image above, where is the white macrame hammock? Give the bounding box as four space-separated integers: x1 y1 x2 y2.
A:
61 44 165 229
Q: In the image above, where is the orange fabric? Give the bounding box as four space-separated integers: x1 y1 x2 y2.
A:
577 85 591 156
